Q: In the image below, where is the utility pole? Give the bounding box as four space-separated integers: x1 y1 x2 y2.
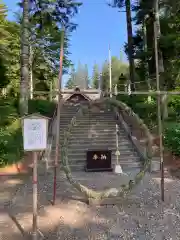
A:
109 44 112 98
153 0 164 202
52 28 65 205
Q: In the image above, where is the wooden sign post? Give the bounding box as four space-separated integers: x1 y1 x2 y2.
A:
22 114 49 240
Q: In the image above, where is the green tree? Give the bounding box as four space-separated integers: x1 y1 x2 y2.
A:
75 61 86 88
0 2 11 92
133 0 180 117
109 0 136 90
19 0 82 115
133 0 180 89
67 61 89 89
84 64 89 88
20 0 29 116
101 56 128 92
101 60 109 91
0 0 81 101
92 63 100 89
5 22 20 96
66 66 76 89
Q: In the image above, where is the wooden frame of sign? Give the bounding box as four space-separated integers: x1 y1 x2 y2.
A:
21 113 49 240
21 113 50 152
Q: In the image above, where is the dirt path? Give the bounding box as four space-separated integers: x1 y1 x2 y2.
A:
1 163 180 240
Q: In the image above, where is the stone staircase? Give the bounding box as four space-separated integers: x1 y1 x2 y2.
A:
48 103 142 179
45 104 79 168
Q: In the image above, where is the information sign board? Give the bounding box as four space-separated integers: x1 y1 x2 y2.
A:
23 116 48 151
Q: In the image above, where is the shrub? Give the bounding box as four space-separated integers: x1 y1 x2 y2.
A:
0 98 56 167
0 97 18 127
164 122 180 156
116 94 157 128
28 99 56 118
168 95 180 120
0 119 23 166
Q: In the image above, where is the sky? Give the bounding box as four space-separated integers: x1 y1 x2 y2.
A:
4 0 128 86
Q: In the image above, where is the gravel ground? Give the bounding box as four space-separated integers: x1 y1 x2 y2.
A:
1 166 180 240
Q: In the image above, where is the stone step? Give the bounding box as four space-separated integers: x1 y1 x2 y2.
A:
59 121 118 126
65 128 118 132
59 121 72 123
69 121 117 125
52 148 135 155
59 116 74 119
57 133 123 138
46 158 141 166
59 119 75 122
59 122 73 125
60 113 77 116
50 153 139 161
60 116 75 119
66 128 125 133
66 138 129 144
69 122 116 126
60 115 76 118
47 156 141 163
81 117 116 120
49 155 140 163
54 139 130 144
67 158 141 165
50 149 139 159
66 149 138 155
49 107 143 176
46 163 142 174
60 110 77 113
60 123 118 128
67 125 121 129
66 132 126 138
52 139 133 146
67 134 126 139
73 118 116 121
58 129 126 135
53 139 132 146
68 162 141 170
58 126 71 129
89 113 115 116
52 144 134 151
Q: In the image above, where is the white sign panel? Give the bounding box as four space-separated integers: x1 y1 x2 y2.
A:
23 118 47 151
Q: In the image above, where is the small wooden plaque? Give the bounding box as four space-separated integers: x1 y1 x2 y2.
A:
85 150 112 172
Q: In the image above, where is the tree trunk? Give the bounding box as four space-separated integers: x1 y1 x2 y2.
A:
29 45 33 99
19 0 29 116
49 81 52 101
143 19 152 102
125 0 136 91
154 0 168 119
